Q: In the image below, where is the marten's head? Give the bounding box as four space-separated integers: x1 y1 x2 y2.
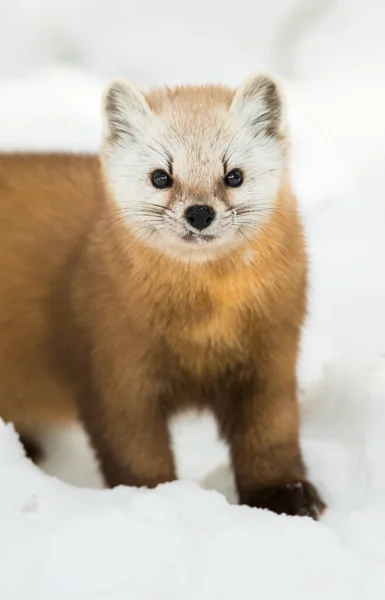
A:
101 74 288 262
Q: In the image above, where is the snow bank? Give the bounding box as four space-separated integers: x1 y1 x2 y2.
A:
286 76 385 381
295 0 385 80
0 67 104 153
0 0 315 81
2 0 384 84
1 356 385 599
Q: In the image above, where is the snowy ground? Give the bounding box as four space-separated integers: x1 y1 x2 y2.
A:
2 355 385 599
1 27 385 599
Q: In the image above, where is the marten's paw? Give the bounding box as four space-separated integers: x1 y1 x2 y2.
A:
243 481 326 520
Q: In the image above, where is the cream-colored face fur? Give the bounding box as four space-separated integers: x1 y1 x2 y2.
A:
101 74 288 262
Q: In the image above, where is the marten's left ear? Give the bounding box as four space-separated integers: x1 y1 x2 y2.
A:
103 79 152 144
230 74 286 139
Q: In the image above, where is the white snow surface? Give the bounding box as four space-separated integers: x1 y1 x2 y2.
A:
2 355 385 599
1 24 385 598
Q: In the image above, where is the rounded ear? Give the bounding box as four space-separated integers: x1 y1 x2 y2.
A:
230 73 286 139
102 78 152 144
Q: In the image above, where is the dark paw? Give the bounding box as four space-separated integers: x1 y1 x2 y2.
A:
241 481 326 520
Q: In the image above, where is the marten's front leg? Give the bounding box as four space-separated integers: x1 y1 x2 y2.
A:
78 375 176 489
218 335 326 519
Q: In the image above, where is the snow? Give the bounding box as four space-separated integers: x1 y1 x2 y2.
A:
1 0 385 597
2 355 385 599
0 0 313 81
0 67 104 153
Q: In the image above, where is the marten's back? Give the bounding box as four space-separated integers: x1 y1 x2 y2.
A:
0 153 101 430
0 153 101 267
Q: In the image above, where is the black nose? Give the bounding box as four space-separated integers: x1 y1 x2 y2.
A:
184 205 216 231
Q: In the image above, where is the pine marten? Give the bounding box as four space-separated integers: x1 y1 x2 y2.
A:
0 74 325 518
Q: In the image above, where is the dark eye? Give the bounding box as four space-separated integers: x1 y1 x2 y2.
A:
151 169 173 189
224 169 243 188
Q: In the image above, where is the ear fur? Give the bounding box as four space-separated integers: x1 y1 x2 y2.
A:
102 78 151 143
230 73 286 139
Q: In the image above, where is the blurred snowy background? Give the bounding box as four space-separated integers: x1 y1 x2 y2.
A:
1 1 385 598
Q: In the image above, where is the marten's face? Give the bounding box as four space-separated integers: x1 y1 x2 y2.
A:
102 75 287 262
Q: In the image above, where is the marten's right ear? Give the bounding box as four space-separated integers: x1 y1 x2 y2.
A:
103 79 151 144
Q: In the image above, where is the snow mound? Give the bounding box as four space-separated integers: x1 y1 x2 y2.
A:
0 66 104 153
1 356 385 599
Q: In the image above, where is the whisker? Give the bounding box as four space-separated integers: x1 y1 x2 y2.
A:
223 122 250 164
226 203 297 218
246 167 285 182
110 205 174 220
122 212 166 219
230 226 255 249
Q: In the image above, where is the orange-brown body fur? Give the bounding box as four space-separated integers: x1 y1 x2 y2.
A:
0 80 325 517
0 154 95 430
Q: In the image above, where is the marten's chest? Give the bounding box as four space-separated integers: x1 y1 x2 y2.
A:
159 271 267 375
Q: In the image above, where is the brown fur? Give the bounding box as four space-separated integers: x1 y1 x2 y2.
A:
0 150 325 517
0 84 325 518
